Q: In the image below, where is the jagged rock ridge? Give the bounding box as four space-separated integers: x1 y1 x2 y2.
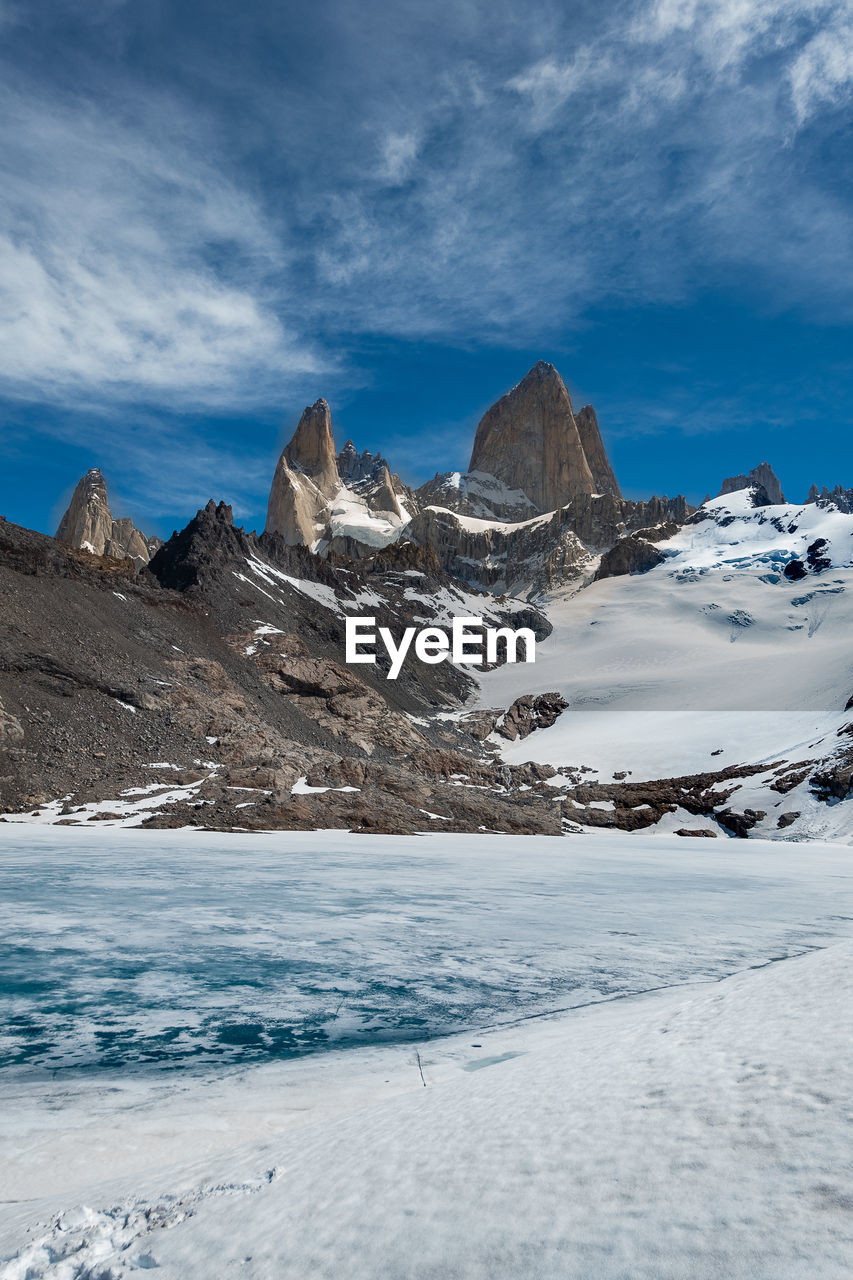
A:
718 462 785 506
807 482 853 513
266 404 412 551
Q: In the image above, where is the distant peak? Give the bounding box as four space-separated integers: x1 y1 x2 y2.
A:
718 462 785 506
55 468 152 564
525 360 560 380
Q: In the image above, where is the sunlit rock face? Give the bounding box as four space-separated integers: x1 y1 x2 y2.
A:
266 399 339 546
468 361 597 514
55 468 156 565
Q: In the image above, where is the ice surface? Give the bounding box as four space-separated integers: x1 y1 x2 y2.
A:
0 828 852 1278
2 827 851 1085
327 485 407 548
424 503 554 535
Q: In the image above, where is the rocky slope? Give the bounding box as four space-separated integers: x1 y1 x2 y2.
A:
2 476 851 838
56 468 160 566
408 494 690 596
0 508 562 834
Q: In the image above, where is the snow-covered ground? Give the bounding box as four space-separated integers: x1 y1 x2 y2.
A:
476 494 853 825
2 828 853 1277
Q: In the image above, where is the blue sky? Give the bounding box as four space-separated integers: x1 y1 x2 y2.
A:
1 0 852 538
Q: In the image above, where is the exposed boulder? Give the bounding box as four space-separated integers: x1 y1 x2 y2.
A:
0 696 24 747
716 807 766 838
496 692 569 741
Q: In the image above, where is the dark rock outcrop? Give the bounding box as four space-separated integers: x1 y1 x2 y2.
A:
716 807 767 838
594 526 675 581
718 462 785 506
496 692 569 741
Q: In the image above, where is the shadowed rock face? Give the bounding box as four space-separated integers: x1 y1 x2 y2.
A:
469 361 597 513
408 494 690 595
369 464 403 517
719 462 785 506
575 405 622 498
55 469 155 565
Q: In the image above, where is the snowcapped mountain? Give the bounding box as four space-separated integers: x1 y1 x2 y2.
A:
476 487 853 842
3 361 851 841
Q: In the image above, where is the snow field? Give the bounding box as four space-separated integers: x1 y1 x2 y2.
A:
3 937 853 1279
474 494 853 839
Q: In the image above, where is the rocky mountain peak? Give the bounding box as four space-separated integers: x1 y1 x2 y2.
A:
718 462 785 506
284 398 339 498
574 405 622 498
526 359 560 381
55 468 154 566
337 441 387 485
468 362 599 514
266 398 344 546
806 482 853 513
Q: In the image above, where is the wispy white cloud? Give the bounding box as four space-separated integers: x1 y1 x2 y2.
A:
1 0 853 421
790 18 853 121
0 81 324 410
380 131 419 184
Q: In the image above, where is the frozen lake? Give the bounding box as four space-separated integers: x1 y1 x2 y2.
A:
2 827 852 1080
2 829 853 1279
